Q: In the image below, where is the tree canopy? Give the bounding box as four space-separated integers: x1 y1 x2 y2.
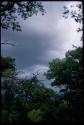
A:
63 2 83 41
1 1 45 31
45 46 83 121
1 46 83 123
1 2 83 124
1 56 60 124
1 56 16 72
45 47 83 89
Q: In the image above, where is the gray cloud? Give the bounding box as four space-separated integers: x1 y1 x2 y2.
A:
1 29 59 69
1 1 82 89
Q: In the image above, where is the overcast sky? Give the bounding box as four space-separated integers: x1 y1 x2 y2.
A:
1 1 82 91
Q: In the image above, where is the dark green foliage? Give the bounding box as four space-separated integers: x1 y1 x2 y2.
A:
1 46 83 123
1 1 45 31
45 47 83 88
1 58 59 123
45 47 83 122
1 2 83 123
1 56 16 72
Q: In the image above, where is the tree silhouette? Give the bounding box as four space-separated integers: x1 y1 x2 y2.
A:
1 1 45 31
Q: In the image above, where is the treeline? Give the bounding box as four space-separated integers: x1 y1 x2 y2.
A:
1 46 83 124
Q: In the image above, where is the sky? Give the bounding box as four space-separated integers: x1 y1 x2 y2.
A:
1 1 82 91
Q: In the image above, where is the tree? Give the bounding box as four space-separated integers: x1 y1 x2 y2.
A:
45 46 83 92
45 47 83 121
1 56 60 123
1 1 45 31
63 2 83 40
27 109 43 122
1 56 16 72
63 3 82 23
62 4 83 120
1 72 59 123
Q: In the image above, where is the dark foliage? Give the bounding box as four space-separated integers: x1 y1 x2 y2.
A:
1 1 45 31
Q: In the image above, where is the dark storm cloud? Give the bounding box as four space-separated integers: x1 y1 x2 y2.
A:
1 1 82 75
1 26 62 70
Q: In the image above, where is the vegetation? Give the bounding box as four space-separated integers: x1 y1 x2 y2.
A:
1 2 83 124
1 1 45 31
1 46 83 123
45 46 83 122
63 2 83 41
